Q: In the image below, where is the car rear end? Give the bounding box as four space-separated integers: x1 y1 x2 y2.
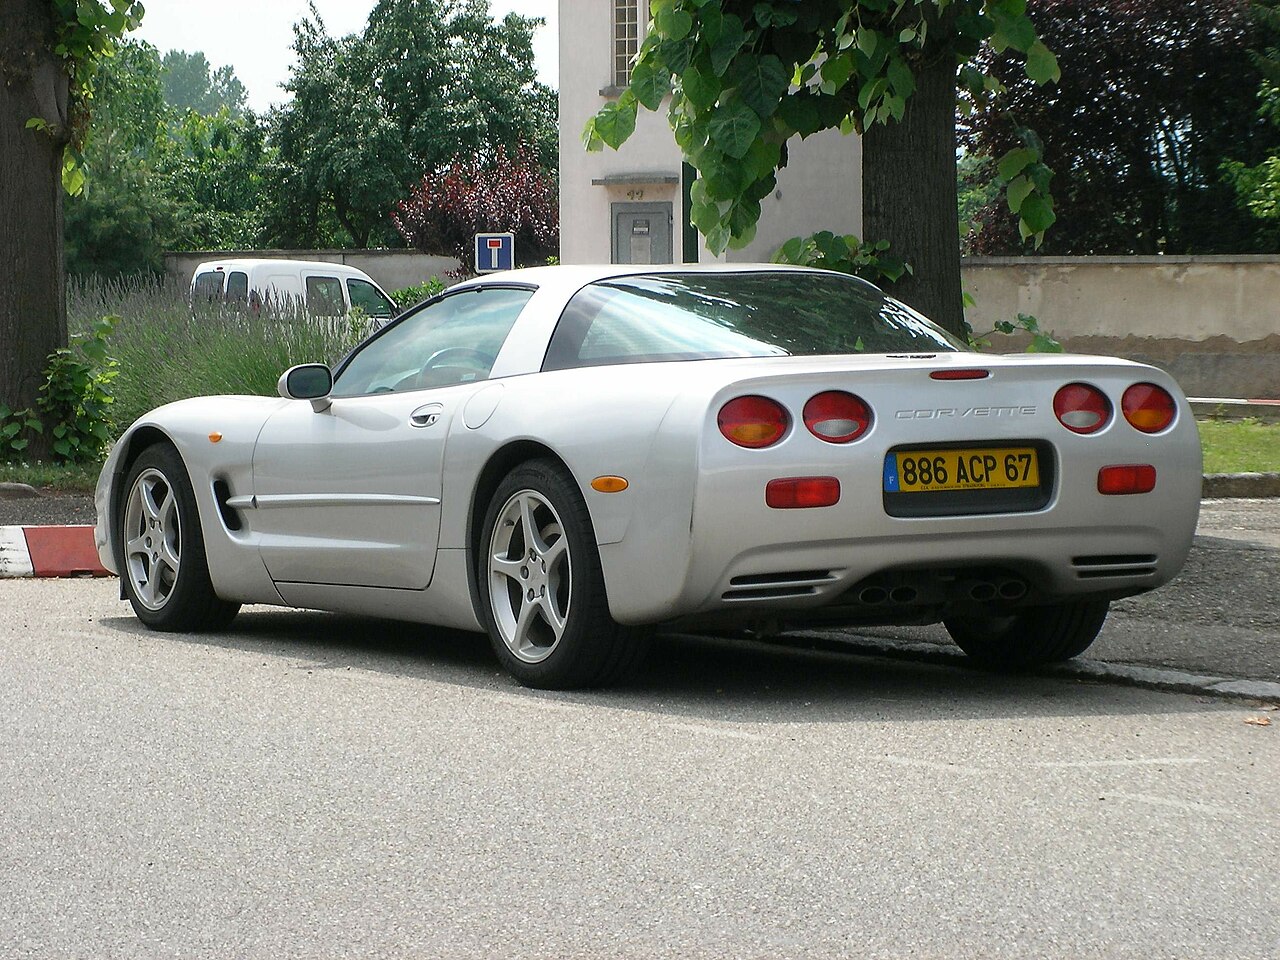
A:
609 351 1200 627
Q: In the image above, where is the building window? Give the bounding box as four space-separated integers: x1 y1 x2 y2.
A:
614 0 640 88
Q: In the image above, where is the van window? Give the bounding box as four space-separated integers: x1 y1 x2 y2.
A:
192 271 224 303
226 271 249 307
347 278 396 319
305 276 345 316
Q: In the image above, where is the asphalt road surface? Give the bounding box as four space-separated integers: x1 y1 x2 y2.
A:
1 579 1277 958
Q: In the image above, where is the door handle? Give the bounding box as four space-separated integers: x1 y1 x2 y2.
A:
409 403 443 428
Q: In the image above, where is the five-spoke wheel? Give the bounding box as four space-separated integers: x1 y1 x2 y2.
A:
487 489 571 663
477 460 647 689
122 466 183 611
118 444 239 631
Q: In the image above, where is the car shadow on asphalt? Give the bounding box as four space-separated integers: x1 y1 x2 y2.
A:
97 608 1223 724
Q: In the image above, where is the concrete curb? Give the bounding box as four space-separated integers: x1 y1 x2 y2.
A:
781 632 1280 705
0 525 110 578
1202 473 1280 498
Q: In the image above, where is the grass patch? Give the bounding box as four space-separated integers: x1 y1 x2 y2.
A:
0 460 101 493
69 275 368 433
1198 418 1280 474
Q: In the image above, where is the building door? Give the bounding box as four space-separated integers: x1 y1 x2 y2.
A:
612 202 673 264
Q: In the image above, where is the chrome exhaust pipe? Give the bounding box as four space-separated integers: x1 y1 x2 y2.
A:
966 581 998 602
889 586 918 604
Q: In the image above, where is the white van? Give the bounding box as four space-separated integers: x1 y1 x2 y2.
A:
189 259 399 321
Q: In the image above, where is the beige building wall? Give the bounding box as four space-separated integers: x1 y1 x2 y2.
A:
558 0 861 264
962 255 1280 399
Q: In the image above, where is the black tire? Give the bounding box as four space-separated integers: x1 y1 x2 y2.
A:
944 599 1110 669
476 459 648 689
118 444 240 632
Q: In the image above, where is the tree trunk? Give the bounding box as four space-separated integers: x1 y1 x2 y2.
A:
0 0 68 454
862 51 964 337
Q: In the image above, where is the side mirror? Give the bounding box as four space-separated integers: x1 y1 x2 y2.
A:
278 363 334 412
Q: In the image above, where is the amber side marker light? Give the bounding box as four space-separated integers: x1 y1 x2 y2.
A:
766 477 840 509
208 432 223 443
1098 464 1157 495
591 476 629 493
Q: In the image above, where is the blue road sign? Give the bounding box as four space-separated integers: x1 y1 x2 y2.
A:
474 232 515 273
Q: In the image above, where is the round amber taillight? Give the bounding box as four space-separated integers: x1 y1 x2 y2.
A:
1122 383 1176 433
718 395 789 448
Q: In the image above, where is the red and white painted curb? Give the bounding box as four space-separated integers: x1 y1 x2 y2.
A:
0 525 111 579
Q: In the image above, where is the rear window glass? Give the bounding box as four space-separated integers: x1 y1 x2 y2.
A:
543 271 964 372
192 271 224 303
225 271 248 305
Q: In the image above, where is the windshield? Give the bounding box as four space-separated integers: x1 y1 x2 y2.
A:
542 271 965 371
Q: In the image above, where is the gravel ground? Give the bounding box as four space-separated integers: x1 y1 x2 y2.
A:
0 491 96 527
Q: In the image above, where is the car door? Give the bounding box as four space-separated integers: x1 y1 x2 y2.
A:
250 284 536 589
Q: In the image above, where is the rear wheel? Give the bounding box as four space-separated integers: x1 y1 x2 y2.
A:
944 599 1110 669
477 459 647 689
119 444 240 631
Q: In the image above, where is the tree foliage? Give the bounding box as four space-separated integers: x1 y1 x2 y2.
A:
63 39 266 275
392 143 559 272
585 0 1061 256
263 0 557 249
963 0 1280 255
161 50 248 116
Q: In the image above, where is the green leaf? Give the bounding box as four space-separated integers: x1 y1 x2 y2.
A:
706 222 732 254
735 54 790 119
681 62 720 111
777 94 821 136
887 57 915 98
819 53 854 93
707 99 761 159
709 14 747 76
991 12 1036 53
630 60 672 110
592 99 638 149
997 146 1037 181
1005 175 1033 214
1018 194 1056 234
1025 41 1060 84
655 6 693 41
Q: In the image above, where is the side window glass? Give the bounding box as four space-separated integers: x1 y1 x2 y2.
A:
332 287 534 397
192 271 224 303
347 278 396 319
225 271 249 308
305 276 345 316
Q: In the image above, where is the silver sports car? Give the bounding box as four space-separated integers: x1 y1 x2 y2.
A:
95 265 1201 688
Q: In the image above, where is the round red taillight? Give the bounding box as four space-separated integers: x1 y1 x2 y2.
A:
803 391 872 443
1053 383 1111 435
718 395 789 448
1122 383 1176 433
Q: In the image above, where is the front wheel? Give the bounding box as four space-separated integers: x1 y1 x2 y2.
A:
119 444 240 631
944 599 1110 669
477 459 647 689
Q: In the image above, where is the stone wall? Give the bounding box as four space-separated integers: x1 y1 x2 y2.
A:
962 255 1280 399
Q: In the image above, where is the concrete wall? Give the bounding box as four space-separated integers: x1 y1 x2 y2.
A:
962 255 1280 399
164 250 461 294
557 0 861 265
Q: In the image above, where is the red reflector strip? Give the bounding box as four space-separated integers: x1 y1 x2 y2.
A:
1097 464 1157 495
766 477 841 509
930 369 990 381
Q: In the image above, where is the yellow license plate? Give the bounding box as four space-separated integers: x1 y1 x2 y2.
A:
884 447 1040 493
